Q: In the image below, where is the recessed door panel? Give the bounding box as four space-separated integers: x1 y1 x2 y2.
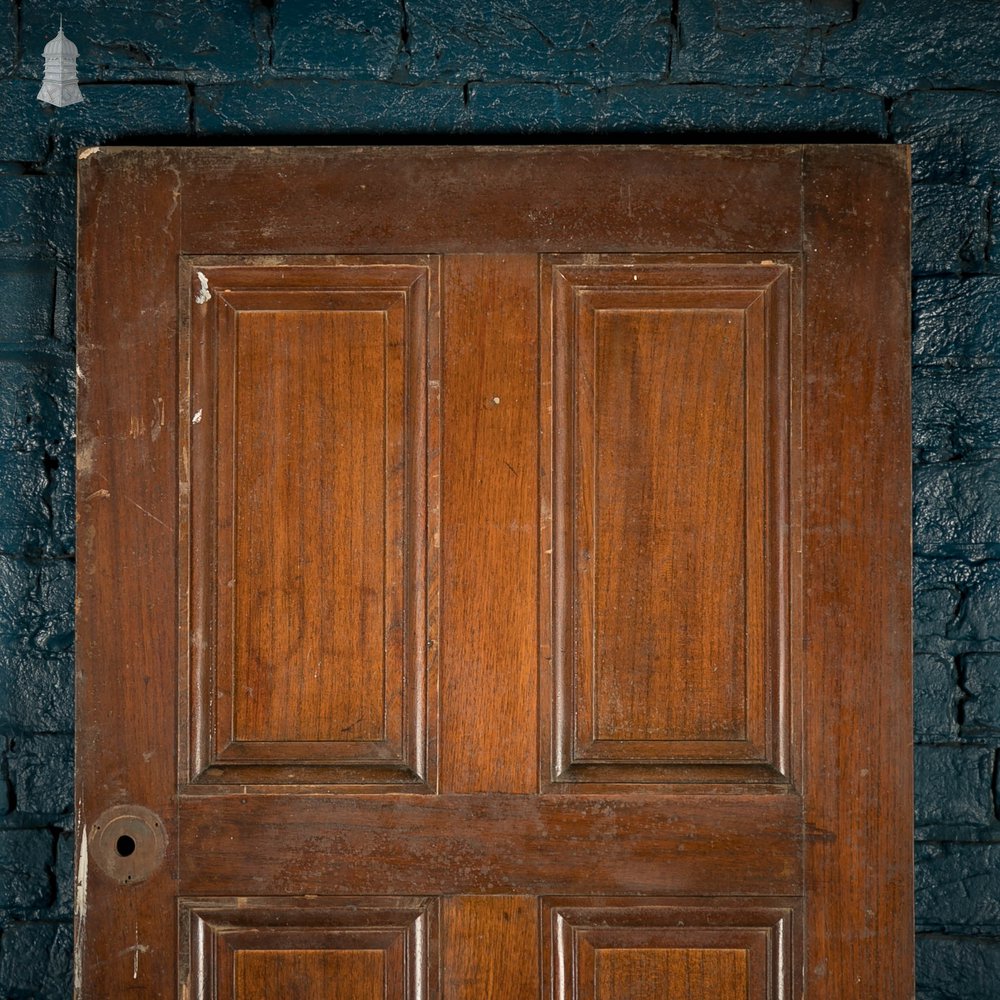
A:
545 899 795 1000
184 261 439 788
542 260 793 786
183 897 434 1000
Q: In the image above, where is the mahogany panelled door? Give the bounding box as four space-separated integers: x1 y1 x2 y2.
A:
75 145 913 999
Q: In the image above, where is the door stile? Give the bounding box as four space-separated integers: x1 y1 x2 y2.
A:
800 144 913 998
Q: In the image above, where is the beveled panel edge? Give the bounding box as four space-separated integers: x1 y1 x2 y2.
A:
540 255 799 791
542 897 800 1000
177 257 441 792
179 895 439 1000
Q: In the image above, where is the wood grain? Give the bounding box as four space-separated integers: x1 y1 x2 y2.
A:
179 793 802 897
592 948 749 1000
185 261 439 788
232 306 391 744
76 148 180 996
546 899 795 1000
77 145 911 999
234 950 387 1000
442 897 538 1000
179 145 803 256
543 260 792 786
440 254 539 793
184 897 434 1000
589 297 748 742
801 145 913 997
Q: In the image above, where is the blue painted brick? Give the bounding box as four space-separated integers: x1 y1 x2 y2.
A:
0 921 72 1000
0 2 12 78
0 557 74 657
0 175 75 259
913 556 1000 646
7 734 74 815
0 829 52 908
0 261 56 345
818 0 1000 95
0 98 55 165
195 81 464 134
20 1 259 83
914 461 1000 558
893 91 1000 183
0 555 75 734
917 935 1000 1000
406 0 671 86
912 183 989 275
0 650 73 732
0 355 74 457
52 830 73 920
599 83 885 136
52 83 191 169
991 187 1000 274
670 0 822 86
914 745 995 827
53 266 73 346
0 82 191 173
459 84 601 133
272 0 403 80
45 439 74 560
916 843 1000 931
962 654 1000 736
716 0 854 30
0 451 50 556
913 368 1000 463
914 654 959 741
913 278 1000 366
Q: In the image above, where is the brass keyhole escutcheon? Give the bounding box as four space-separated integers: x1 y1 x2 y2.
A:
89 805 167 885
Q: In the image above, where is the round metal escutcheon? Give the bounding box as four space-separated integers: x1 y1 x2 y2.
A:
89 805 167 885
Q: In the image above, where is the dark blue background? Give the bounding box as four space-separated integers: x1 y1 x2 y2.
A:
1 2 998 996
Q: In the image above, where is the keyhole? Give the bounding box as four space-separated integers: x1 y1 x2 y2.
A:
115 834 136 858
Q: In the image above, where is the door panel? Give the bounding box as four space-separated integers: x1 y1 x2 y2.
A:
542 260 792 785
183 898 435 1000
76 145 912 998
185 261 438 788
545 898 793 1000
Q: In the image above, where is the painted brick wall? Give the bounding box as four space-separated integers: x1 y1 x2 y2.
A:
0 1 997 996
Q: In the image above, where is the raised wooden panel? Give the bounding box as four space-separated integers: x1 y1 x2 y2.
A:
545 899 796 1000
234 951 386 1000
592 947 748 1000
182 897 435 1000
541 259 794 786
182 259 440 788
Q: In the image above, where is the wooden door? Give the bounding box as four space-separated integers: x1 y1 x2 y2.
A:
76 145 913 999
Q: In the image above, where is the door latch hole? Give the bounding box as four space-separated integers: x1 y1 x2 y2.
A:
89 805 167 885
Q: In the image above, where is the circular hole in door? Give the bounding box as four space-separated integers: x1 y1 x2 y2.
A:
115 834 136 858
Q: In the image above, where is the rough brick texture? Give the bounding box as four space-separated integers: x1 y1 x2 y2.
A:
0 1 996 995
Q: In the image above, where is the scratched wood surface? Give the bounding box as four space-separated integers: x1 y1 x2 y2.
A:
77 145 911 999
